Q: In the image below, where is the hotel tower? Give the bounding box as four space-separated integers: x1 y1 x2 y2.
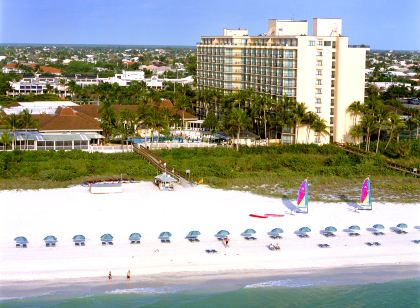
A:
196 18 368 144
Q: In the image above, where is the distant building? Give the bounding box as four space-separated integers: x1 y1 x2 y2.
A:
197 18 368 144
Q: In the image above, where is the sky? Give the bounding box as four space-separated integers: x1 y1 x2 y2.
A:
0 0 419 50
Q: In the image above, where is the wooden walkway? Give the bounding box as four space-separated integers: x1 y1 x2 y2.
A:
334 143 419 178
132 144 192 186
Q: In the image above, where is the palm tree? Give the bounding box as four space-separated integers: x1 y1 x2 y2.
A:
349 124 364 149
0 132 12 150
293 102 307 144
173 93 190 130
118 109 137 150
311 117 329 144
272 96 294 143
99 99 117 143
20 109 37 150
303 111 318 143
384 112 405 150
373 105 389 153
227 108 251 151
347 100 364 144
5 114 21 150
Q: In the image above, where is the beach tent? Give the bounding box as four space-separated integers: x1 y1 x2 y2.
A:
159 231 172 243
325 226 337 232
72 234 86 246
14 236 28 248
299 227 311 233
186 231 201 242
129 233 142 244
373 224 385 230
101 234 114 245
216 230 230 239
268 228 284 238
44 235 58 247
242 229 256 236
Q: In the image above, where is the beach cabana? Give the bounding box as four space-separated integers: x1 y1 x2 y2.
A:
242 229 257 240
101 234 114 245
186 231 201 242
347 225 361 236
44 235 57 247
159 231 172 243
72 234 86 246
215 230 230 240
154 173 177 191
129 233 142 244
268 228 284 239
323 226 337 237
14 236 28 248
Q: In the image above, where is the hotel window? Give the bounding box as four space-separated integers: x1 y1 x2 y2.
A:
309 40 316 46
317 60 323 66
316 88 322 94
324 41 331 47
316 79 322 85
316 98 321 104
318 41 323 46
316 51 323 56
316 107 321 113
316 70 322 76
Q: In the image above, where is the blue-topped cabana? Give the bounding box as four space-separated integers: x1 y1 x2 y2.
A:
44 235 58 247
14 236 28 248
101 234 114 245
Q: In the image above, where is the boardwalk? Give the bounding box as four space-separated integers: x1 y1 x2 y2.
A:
132 144 192 186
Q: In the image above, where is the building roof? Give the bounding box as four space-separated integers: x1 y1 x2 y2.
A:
33 107 101 132
40 66 62 75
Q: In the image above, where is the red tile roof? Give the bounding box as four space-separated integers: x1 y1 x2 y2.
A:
40 66 62 75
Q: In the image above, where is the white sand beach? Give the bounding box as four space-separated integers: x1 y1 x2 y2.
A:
0 182 419 282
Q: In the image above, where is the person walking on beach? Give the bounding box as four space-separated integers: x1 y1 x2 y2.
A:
127 270 131 280
108 271 112 280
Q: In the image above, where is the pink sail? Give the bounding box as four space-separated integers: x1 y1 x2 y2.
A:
297 179 308 208
360 177 371 206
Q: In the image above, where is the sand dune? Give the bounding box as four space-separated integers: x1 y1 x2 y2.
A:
0 182 419 281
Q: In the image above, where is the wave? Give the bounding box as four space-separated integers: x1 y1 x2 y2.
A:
106 287 177 295
244 279 317 289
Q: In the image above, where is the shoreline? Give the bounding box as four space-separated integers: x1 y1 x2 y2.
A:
1 263 419 300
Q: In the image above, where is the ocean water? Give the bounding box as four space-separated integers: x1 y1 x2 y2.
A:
1 277 419 308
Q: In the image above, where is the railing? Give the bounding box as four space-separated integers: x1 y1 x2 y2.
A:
88 145 133 153
132 144 192 186
334 143 419 178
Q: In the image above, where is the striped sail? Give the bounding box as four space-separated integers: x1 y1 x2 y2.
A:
360 177 371 209
297 179 308 209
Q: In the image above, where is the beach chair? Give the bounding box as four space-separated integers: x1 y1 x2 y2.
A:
75 242 80 246
16 243 20 248
52 243 56 247
102 242 106 245
244 236 257 240
298 233 309 238
46 243 51 247
23 244 27 248
373 242 381 246
136 240 141 244
365 242 373 246
109 242 113 245
81 242 85 246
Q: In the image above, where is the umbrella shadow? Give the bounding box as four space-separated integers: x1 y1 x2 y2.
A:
366 227 377 232
415 226 420 230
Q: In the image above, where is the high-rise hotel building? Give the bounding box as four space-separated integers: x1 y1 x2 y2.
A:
196 18 368 144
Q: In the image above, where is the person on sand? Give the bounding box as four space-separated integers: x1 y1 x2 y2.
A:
127 270 131 280
225 237 230 247
108 271 112 280
275 243 280 250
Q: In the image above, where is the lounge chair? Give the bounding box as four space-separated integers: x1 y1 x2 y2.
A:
130 241 135 244
349 232 360 237
373 231 385 236
23 244 27 248
412 240 420 244
81 242 85 246
373 242 381 246
16 243 20 248
109 242 113 245
52 243 56 247
205 249 217 253
46 243 51 247
161 239 170 243
75 242 80 246
270 235 282 239
318 244 330 248
298 233 309 238
244 236 257 240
